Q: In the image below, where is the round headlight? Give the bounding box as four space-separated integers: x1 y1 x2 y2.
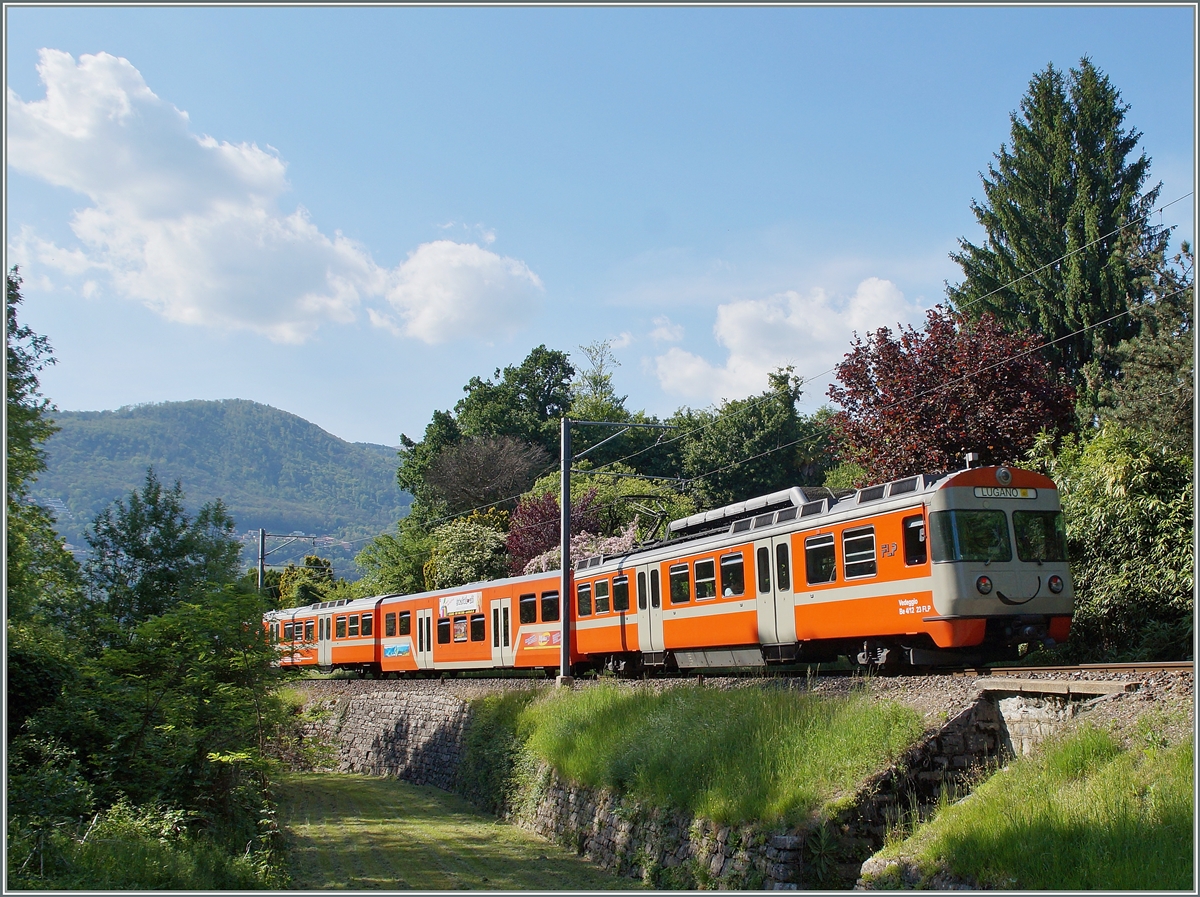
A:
976 575 993 595
1048 575 1063 594
996 467 1012 486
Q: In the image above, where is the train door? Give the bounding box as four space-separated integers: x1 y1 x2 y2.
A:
415 607 435 670
490 596 513 667
634 563 664 652
754 537 797 645
317 614 333 668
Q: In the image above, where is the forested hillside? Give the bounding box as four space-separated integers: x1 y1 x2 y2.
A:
32 400 411 553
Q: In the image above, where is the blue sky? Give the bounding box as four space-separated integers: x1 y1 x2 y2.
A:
6 5 1195 447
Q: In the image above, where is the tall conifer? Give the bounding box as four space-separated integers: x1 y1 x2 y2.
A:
948 58 1170 385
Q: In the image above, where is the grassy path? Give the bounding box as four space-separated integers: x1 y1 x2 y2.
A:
277 772 637 890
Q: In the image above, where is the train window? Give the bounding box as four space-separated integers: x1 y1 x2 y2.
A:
437 618 451 644
805 534 836 584
930 510 1011 563
519 593 538 624
669 563 691 604
541 591 560 622
637 572 647 609
361 613 373 637
453 617 469 642
348 615 360 638
903 516 928 566
577 583 593 617
843 526 878 579
595 580 610 614
1012 511 1067 563
385 613 396 637
470 613 486 642
776 544 791 591
694 559 717 600
399 611 411 636
305 620 314 641
284 622 294 640
336 617 346 639
613 576 630 611
650 569 661 608
757 547 771 593
720 554 745 596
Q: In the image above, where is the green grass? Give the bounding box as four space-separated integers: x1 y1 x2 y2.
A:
875 725 1194 890
516 683 924 826
277 771 637 889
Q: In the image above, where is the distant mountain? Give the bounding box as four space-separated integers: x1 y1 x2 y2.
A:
32 400 411 574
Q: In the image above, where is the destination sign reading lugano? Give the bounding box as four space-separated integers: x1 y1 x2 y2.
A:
973 486 1038 499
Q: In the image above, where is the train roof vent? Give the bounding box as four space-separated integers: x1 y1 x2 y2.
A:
731 518 753 534
858 485 886 503
668 486 810 538
752 512 775 529
776 506 798 523
800 499 827 518
889 476 920 496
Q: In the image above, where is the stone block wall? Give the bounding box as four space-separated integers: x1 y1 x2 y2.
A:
292 681 474 791
510 764 811 889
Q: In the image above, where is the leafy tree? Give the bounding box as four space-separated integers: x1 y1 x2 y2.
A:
829 307 1076 482
947 58 1170 387
571 339 628 424
5 267 83 625
423 435 551 514
424 515 510 590
396 409 462 517
84 469 242 641
526 462 695 543
505 489 602 575
27 586 285 835
278 555 334 608
454 345 575 456
1092 242 1193 451
7 267 57 497
674 368 829 506
355 515 437 596
1028 426 1192 661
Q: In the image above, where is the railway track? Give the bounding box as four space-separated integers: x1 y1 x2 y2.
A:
963 660 1193 677
294 659 1193 687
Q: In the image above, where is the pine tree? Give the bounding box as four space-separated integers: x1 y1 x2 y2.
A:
948 58 1170 386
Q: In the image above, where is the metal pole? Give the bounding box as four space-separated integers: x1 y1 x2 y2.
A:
258 528 266 594
557 416 573 687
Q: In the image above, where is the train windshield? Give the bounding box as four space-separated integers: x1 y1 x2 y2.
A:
1013 511 1068 562
930 510 1012 563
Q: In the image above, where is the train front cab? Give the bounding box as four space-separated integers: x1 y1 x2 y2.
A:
926 466 1073 658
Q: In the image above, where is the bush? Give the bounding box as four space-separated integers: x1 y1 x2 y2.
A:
1029 426 1192 661
7 798 284 890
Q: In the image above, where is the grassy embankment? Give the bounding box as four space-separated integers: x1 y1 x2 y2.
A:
867 721 1194 890
277 772 634 889
459 682 925 826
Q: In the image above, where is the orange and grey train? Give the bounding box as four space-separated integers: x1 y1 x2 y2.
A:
264 460 1073 675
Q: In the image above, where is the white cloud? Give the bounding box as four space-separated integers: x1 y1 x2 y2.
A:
654 277 924 404
609 331 634 350
650 315 684 342
6 49 540 345
381 240 543 343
